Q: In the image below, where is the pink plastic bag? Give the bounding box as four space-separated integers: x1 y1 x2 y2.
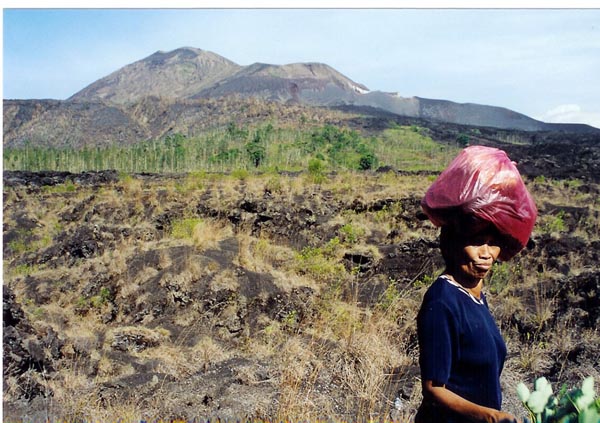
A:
422 146 537 259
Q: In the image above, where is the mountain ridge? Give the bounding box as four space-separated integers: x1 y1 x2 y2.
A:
4 46 599 149
65 47 598 133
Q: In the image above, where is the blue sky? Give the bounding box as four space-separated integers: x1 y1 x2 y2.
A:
3 7 600 128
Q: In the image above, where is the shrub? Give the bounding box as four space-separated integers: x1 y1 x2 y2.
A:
245 139 266 168
339 223 364 245
377 278 404 312
295 238 346 283
42 179 77 194
265 175 284 194
307 158 326 184
358 152 377 170
90 287 111 308
456 133 470 147
413 274 435 288
171 217 203 240
231 168 250 181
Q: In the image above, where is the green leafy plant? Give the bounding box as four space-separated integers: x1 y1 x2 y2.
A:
488 261 520 294
517 376 600 423
90 287 111 308
358 151 377 170
339 223 364 245
543 210 567 233
245 135 266 167
456 133 470 147
294 237 345 282
413 274 435 288
307 157 326 184
377 278 406 312
42 179 77 193
171 217 203 239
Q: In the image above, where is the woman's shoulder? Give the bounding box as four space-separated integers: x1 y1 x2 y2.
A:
422 276 462 306
423 275 453 296
418 277 462 323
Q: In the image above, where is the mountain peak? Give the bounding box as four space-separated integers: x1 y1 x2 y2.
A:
147 47 236 65
69 47 241 104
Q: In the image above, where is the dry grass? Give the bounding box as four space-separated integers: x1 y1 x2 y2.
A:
337 315 412 419
135 335 230 379
237 234 322 293
530 280 556 333
3 171 600 423
516 342 554 375
275 337 321 420
210 268 241 291
270 301 417 422
191 218 234 251
118 173 144 196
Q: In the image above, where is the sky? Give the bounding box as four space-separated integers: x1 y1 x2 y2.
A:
3 6 600 128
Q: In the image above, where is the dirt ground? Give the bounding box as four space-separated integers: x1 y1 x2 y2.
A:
3 146 600 422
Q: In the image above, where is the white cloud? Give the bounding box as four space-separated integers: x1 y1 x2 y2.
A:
537 104 600 129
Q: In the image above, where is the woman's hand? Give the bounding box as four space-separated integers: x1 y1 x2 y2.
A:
422 380 522 423
487 409 521 423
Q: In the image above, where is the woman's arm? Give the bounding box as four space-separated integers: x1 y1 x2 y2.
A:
422 380 520 423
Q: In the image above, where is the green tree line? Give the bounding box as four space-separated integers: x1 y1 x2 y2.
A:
3 124 457 174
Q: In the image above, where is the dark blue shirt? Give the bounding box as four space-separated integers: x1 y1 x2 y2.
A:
416 276 507 422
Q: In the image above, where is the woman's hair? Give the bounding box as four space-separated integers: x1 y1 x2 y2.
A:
439 224 459 265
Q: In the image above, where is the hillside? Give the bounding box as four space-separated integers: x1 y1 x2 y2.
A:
190 61 370 104
3 165 599 422
2 96 356 149
4 47 599 150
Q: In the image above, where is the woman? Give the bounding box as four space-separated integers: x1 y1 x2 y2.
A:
416 146 537 423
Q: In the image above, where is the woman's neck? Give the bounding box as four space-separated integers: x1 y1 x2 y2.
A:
443 271 484 299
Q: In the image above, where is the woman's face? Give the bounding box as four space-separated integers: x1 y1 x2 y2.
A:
447 225 503 285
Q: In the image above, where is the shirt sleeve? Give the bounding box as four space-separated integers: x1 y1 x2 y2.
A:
417 299 457 386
